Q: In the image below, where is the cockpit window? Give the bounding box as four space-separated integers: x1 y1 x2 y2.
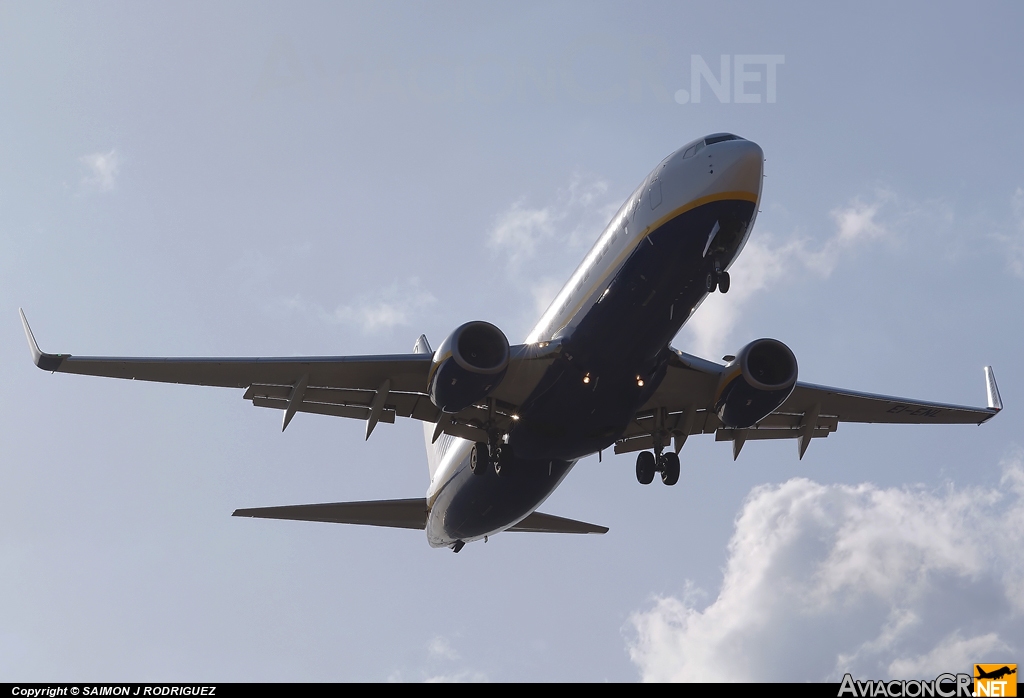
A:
704 133 742 146
681 142 704 159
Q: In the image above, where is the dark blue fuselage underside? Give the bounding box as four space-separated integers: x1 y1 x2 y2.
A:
435 197 756 542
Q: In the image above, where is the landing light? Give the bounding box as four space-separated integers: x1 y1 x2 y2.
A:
636 376 644 387
582 373 591 384
511 414 520 421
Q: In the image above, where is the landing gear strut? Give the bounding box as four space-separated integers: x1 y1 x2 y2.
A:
660 451 680 486
635 450 680 486
471 440 511 476
471 400 513 476
492 444 510 476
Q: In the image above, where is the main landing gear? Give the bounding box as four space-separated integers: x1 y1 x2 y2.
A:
635 450 680 486
471 441 510 476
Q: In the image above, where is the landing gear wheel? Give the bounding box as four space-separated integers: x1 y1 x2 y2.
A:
717 271 730 294
704 271 717 293
636 451 656 485
660 452 680 486
470 442 488 475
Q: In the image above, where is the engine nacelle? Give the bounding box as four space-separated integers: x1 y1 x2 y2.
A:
715 338 798 429
429 321 510 414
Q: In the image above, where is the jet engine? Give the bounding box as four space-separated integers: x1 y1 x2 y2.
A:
429 321 510 414
715 338 798 428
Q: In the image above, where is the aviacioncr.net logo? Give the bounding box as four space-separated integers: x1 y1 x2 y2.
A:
974 664 1017 697
839 673 973 697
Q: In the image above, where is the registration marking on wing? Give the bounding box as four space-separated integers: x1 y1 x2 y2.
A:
885 405 942 418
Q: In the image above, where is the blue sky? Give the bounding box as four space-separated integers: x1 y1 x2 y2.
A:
2 2 1023 681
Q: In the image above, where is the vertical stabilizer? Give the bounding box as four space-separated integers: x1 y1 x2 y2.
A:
414 334 445 479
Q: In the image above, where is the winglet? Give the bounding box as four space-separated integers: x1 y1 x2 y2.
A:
984 366 1002 412
19 309 66 371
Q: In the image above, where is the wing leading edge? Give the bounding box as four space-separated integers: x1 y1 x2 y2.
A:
20 308 431 392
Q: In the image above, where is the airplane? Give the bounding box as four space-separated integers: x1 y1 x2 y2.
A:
975 666 1016 681
20 133 1003 553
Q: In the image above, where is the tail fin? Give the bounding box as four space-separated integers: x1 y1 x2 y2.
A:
414 334 449 480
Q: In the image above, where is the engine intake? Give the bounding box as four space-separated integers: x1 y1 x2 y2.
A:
715 338 798 428
429 321 510 414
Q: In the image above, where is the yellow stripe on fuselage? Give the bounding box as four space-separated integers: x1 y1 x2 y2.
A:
535 190 758 342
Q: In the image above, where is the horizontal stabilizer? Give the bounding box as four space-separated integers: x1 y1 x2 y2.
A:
232 498 428 530
508 511 608 534
233 498 607 535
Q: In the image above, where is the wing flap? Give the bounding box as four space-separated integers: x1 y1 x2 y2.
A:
232 498 429 530
715 426 833 442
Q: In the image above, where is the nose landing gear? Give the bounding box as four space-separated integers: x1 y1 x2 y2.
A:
717 271 731 293
704 262 731 294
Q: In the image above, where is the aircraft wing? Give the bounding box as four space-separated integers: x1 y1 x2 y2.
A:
20 310 558 441
617 347 1001 459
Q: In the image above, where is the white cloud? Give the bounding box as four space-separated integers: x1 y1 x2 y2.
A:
682 234 803 359
627 451 1024 682
323 278 437 334
488 174 612 267
681 190 894 358
387 635 487 683
423 670 488 683
80 149 121 192
886 632 1008 679
269 278 437 335
488 174 618 332
427 635 461 661
489 201 560 267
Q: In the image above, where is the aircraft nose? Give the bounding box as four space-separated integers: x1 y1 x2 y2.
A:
707 138 763 199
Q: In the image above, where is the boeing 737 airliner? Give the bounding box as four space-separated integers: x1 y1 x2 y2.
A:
21 134 1003 552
